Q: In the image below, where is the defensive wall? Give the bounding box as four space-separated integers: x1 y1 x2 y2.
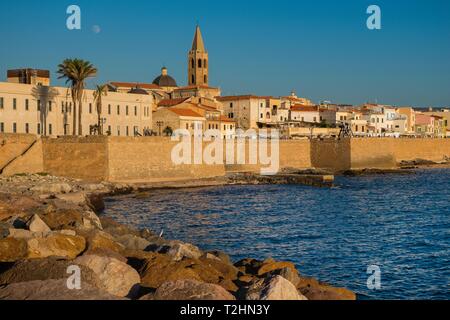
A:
1 134 449 182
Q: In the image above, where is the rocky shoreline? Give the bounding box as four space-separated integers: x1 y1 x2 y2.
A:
0 174 355 300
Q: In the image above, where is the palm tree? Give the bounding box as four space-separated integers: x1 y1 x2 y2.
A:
57 59 97 135
93 84 108 135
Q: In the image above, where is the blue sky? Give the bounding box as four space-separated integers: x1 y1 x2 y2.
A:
0 0 449 107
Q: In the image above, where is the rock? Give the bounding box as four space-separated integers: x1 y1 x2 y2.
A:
100 216 140 238
234 258 263 275
245 275 308 301
266 267 301 287
0 279 124 300
0 258 98 287
218 279 239 292
55 192 87 206
0 238 28 262
151 280 236 300
81 248 128 263
30 183 72 194
39 208 84 230
86 193 105 213
115 234 150 251
150 241 203 261
206 250 232 265
297 277 356 300
198 256 240 281
8 228 43 239
80 229 125 254
74 255 140 298
135 253 224 289
27 214 51 233
27 233 86 259
0 222 9 239
257 260 297 277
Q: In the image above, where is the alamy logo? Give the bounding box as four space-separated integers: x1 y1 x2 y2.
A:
171 128 280 175
367 265 382 290
66 5 81 30
366 5 382 30
66 265 81 290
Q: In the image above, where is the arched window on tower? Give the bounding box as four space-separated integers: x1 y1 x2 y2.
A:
198 59 202 68
191 75 195 84
191 59 195 69
204 59 207 68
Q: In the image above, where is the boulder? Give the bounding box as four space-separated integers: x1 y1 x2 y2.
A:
149 241 203 261
0 279 124 300
80 229 125 254
0 237 28 262
55 192 87 206
151 280 236 300
27 233 86 259
257 260 298 277
0 221 9 239
74 255 140 298
100 216 140 238
39 208 84 230
266 267 300 287
204 250 232 265
245 275 308 301
297 277 356 300
115 234 151 251
86 193 105 213
198 256 240 281
27 214 51 233
30 183 72 194
234 258 263 275
0 258 99 287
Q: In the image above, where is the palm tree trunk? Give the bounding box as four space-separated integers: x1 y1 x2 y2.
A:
72 100 77 136
78 100 83 135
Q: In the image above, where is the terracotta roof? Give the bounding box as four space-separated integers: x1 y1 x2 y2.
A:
110 82 160 89
157 98 189 107
219 115 235 123
174 85 218 91
291 105 319 112
216 95 271 101
168 108 204 118
187 102 219 111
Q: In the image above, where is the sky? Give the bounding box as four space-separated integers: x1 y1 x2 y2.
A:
0 0 450 107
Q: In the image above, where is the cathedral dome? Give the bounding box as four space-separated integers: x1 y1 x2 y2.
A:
128 87 149 95
152 67 178 87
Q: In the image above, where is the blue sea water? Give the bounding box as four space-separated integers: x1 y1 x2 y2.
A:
104 169 450 300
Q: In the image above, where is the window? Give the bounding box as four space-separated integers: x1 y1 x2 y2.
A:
134 106 137 116
25 123 29 133
25 99 29 111
186 123 189 130
48 101 52 112
204 59 207 68
13 98 17 110
126 126 129 136
89 103 92 114
261 113 263 119
117 105 120 115
108 125 111 134
191 75 195 84
126 106 129 116
230 103 233 108
0 97 3 109
37 100 41 111
313 117 317 122
117 126 120 136
37 123 41 135
61 102 65 113
198 59 202 68
0 123 4 132
13 123 17 133
191 58 195 68
204 75 207 83
48 124 52 135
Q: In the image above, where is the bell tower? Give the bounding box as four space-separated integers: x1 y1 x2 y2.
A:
188 25 208 86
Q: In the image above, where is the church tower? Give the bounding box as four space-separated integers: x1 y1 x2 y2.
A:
188 25 209 86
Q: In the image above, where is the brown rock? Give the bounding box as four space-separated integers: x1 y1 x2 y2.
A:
0 237 28 262
0 258 99 287
79 229 125 254
257 260 297 277
86 193 105 213
152 279 236 300
0 279 124 300
297 277 356 300
266 267 301 287
27 233 86 259
199 256 239 281
27 214 51 233
234 258 263 275
245 275 307 300
39 208 84 230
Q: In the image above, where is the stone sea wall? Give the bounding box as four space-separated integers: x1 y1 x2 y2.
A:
1 134 449 180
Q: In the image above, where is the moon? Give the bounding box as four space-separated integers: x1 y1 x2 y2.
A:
92 25 101 34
